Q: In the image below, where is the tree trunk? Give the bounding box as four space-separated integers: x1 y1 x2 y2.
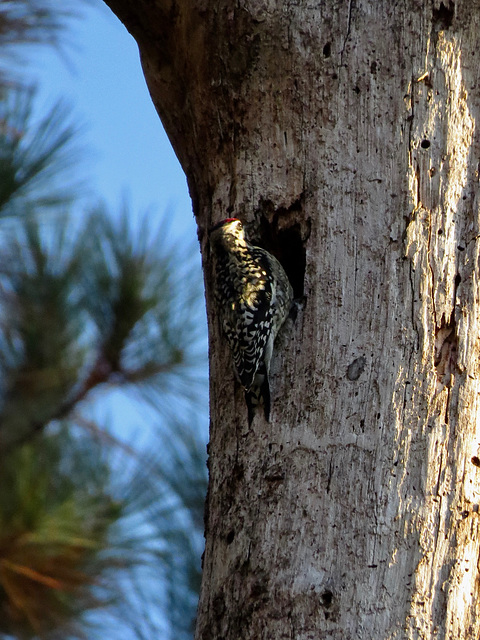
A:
103 0 480 637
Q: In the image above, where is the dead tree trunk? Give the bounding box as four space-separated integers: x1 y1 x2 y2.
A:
103 0 480 637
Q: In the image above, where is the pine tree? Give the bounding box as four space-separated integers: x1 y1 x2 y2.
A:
0 3 208 638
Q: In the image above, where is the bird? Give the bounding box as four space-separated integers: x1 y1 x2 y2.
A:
209 218 293 423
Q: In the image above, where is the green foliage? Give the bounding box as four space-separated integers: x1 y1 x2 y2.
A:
79 204 202 394
0 216 85 447
0 88 79 217
0 200 204 450
0 182 207 640
0 428 123 640
0 82 207 637
0 4 208 639
0 85 207 635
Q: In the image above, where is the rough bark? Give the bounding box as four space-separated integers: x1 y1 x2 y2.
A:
103 0 480 637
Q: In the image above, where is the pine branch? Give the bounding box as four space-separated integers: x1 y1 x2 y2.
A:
0 206 202 451
0 351 182 452
72 414 137 456
0 87 81 217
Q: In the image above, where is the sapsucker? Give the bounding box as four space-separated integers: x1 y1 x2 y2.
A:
209 218 293 423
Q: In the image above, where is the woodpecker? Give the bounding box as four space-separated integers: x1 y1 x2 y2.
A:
209 218 293 423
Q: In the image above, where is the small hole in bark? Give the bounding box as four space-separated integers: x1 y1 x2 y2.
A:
257 200 309 301
323 42 331 58
421 139 431 149
226 530 235 544
471 456 480 468
347 356 366 381
455 273 461 287
277 224 306 299
258 216 307 299
433 1 454 29
321 590 333 607
438 228 443 235
353 85 361 94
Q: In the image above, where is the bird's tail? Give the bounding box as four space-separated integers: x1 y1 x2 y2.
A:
245 364 270 425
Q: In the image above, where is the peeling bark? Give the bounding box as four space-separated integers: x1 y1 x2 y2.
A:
103 0 480 637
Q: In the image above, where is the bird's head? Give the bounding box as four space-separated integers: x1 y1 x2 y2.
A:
209 218 246 249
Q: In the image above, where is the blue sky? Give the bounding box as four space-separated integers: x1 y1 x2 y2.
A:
30 1 196 240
